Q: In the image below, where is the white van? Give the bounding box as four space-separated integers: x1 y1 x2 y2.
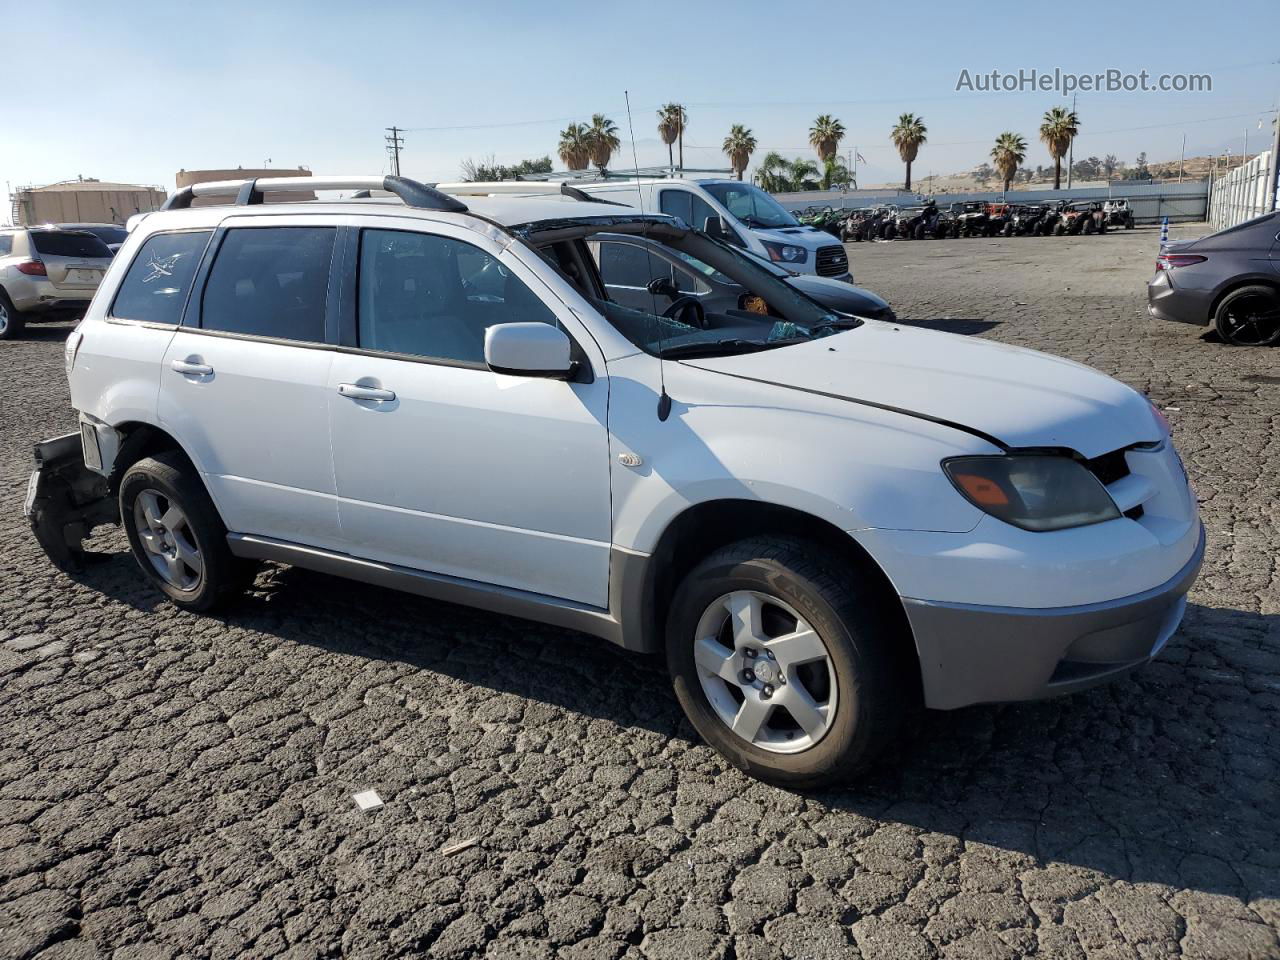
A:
573 178 851 282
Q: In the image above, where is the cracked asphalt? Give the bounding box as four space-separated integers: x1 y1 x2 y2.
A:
1 224 1277 959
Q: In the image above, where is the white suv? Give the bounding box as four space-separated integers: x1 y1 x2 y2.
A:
27 175 1203 786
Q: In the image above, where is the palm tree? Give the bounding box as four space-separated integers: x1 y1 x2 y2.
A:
585 113 621 174
990 132 1028 194
755 152 822 192
557 123 590 171
809 115 845 163
657 104 680 172
722 125 757 180
891 113 927 191
1039 105 1080 190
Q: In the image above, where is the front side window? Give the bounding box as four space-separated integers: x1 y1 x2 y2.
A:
201 227 335 343
357 229 558 364
111 231 212 326
598 241 661 288
0 235 12 255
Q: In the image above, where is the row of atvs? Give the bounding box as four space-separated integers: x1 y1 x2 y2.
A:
794 198 1137 242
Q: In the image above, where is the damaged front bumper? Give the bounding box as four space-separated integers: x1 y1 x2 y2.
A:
24 433 117 572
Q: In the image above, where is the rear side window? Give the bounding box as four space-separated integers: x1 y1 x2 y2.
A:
30 231 112 259
0 235 11 255
202 227 335 343
111 231 212 326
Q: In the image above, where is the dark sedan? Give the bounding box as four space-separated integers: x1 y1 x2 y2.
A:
1148 212 1280 346
589 233 895 322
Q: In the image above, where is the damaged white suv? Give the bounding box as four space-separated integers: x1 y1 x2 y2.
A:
28 175 1203 786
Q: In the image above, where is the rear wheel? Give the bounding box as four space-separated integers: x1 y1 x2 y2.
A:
1214 285 1280 347
0 291 26 341
120 452 253 611
666 537 909 787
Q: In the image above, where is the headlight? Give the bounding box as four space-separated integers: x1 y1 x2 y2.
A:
763 241 807 264
942 455 1120 532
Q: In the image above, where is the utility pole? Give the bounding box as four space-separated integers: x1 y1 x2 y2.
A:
1066 93 1077 190
385 126 404 177
1177 133 1185 183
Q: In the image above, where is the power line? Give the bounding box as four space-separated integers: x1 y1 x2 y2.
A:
385 126 404 176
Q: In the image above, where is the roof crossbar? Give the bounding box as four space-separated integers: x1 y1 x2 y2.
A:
160 175 468 213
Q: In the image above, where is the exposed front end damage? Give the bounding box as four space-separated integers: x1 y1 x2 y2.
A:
24 433 117 572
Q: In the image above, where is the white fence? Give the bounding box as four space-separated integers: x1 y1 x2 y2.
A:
774 180 1210 224
1208 151 1276 231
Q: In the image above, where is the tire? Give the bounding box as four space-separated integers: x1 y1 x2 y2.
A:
1083 219 1095 235
1125 219 1135 230
883 223 896 240
0 290 26 341
119 452 252 611
665 537 909 788
913 224 925 241
1213 285 1280 347
1053 223 1066 236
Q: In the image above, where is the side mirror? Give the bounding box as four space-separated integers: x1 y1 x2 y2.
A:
485 322 574 379
703 215 730 239
646 276 678 300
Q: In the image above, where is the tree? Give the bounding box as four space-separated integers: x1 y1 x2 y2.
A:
1101 154 1119 179
585 114 621 174
460 155 553 181
990 132 1028 193
657 103 687 172
820 156 852 190
891 113 927 190
1039 105 1080 190
557 123 590 171
809 115 846 163
755 152 820 193
722 124 757 180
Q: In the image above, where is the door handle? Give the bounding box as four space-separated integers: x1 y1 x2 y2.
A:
171 359 213 376
338 382 396 402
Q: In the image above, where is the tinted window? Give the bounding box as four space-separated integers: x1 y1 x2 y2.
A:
30 231 112 259
0 236 11 255
111 231 211 325
202 227 335 342
598 241 661 288
658 189 731 237
81 226 128 246
358 229 557 364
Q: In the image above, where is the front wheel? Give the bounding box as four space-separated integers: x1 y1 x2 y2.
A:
665 537 909 787
1214 285 1280 346
120 452 253 611
0 291 26 340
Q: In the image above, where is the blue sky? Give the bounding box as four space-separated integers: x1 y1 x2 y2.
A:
2 0 1277 195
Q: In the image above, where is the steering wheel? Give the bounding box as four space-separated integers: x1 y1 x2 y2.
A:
662 295 707 329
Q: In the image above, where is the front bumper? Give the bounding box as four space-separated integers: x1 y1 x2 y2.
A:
903 523 1204 710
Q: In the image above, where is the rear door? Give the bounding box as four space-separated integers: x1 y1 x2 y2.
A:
158 220 344 550
28 230 113 297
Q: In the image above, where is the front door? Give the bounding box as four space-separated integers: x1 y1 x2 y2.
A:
327 223 612 607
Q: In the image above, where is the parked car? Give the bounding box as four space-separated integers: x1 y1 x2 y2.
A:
886 202 947 241
1034 201 1067 236
450 178 853 281
1103 199 1135 230
950 201 990 237
1147 211 1280 346
29 174 1203 787
0 226 114 339
586 232 894 321
794 205 845 237
1056 201 1107 236
58 222 130 254
985 202 1014 237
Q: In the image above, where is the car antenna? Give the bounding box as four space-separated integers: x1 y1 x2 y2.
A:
625 90 673 422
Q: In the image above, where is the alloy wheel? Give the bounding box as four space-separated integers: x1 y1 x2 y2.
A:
132 488 203 591
693 590 838 754
1221 292 1280 346
0 301 9 337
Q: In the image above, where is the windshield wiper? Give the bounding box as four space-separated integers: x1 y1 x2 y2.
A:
810 315 865 331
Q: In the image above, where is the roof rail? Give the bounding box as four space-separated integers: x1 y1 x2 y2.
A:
433 181 621 205
160 175 467 213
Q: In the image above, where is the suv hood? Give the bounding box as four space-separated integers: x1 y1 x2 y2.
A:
684 322 1161 458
